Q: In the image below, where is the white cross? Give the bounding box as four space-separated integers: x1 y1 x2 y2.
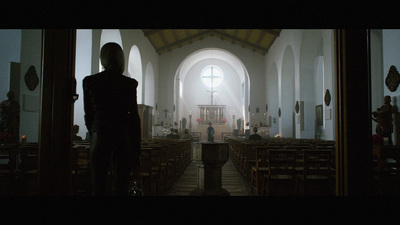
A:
204 67 220 105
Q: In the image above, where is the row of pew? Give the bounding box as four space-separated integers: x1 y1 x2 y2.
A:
138 138 193 195
226 137 336 196
71 138 193 196
1 138 193 196
0 142 39 195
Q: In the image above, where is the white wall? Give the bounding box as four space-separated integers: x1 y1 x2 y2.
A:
144 61 155 107
19 30 42 142
281 45 295 138
321 30 335 140
370 30 383 136
265 29 335 140
382 29 400 145
266 63 279 136
0 30 21 103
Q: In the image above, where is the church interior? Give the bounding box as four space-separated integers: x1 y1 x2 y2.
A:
1 29 400 196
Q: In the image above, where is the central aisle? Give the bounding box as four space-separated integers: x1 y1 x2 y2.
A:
166 159 250 196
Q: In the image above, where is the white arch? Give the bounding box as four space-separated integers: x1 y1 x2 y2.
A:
299 30 324 139
281 45 295 138
266 62 279 136
144 61 155 107
174 48 250 131
128 45 143 104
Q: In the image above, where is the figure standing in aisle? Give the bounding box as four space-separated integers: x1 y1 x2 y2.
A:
206 122 215 142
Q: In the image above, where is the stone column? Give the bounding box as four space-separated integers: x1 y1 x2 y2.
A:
190 142 230 196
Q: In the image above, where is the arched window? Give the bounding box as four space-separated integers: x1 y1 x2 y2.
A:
128 45 143 103
201 65 223 88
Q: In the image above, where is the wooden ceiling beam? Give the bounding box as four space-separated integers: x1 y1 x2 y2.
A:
231 29 238 44
172 29 181 48
244 30 252 48
142 29 163 36
255 30 266 46
145 29 278 55
157 30 212 53
261 29 281 37
211 30 268 54
158 30 169 47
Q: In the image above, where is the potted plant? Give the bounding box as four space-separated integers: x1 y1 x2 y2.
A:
196 118 202 124
221 118 227 124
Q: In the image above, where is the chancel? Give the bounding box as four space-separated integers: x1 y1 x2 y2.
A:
1 29 399 196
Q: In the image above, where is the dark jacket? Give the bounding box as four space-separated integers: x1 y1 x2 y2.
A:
83 70 141 143
248 133 262 140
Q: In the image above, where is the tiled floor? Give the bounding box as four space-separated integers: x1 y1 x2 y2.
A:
166 159 250 196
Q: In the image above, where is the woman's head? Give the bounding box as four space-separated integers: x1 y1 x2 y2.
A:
100 42 125 74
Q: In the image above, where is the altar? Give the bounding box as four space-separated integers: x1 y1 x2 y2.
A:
197 105 227 141
198 105 226 125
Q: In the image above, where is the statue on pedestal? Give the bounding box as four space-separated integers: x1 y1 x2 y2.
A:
0 91 20 141
372 95 393 145
237 117 242 131
182 116 187 131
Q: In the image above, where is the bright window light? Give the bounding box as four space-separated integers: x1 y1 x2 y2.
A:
201 66 223 88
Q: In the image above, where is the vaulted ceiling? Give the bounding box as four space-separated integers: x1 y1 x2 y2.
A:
142 29 281 56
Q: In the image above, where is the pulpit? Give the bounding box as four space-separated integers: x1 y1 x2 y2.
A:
190 141 230 196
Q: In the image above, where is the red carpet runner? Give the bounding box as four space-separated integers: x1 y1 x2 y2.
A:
167 159 250 196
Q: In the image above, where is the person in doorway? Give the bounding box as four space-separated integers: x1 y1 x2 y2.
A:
206 122 215 142
248 126 262 140
83 42 141 196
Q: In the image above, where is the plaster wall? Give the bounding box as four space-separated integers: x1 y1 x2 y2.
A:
265 29 335 140
322 30 335 140
382 29 400 145
19 30 42 142
370 29 383 134
0 30 21 104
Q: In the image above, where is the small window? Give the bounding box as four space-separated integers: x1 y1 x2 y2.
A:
201 65 223 88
